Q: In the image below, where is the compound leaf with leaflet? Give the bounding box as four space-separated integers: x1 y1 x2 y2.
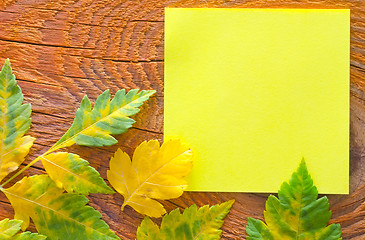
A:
136 200 234 240
51 89 155 151
2 175 120 240
0 218 46 240
107 139 193 217
42 152 114 195
246 159 342 240
0 59 35 182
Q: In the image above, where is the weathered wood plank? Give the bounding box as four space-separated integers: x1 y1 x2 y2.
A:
0 0 364 239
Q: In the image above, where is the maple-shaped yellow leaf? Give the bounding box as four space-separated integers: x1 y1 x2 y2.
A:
107 139 193 217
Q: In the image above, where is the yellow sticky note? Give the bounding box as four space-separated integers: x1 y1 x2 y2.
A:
164 8 349 194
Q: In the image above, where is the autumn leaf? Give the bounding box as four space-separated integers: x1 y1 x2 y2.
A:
0 59 35 182
107 139 193 217
136 200 234 240
41 152 114 195
246 159 342 240
0 218 46 240
2 175 120 240
50 89 155 152
0 61 159 239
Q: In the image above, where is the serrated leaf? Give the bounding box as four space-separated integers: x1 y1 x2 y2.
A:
107 139 193 217
0 218 46 240
11 232 46 240
2 175 120 240
0 218 23 239
41 152 114 194
11 232 47 240
0 59 35 182
51 89 155 151
246 159 342 240
137 200 234 240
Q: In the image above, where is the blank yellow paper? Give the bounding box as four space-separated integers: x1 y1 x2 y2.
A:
164 8 349 193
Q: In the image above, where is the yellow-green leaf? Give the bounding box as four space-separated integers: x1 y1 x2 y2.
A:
107 139 193 217
42 152 114 194
0 218 46 240
2 175 120 240
0 59 35 182
246 159 342 240
50 89 155 152
0 218 23 239
137 200 234 240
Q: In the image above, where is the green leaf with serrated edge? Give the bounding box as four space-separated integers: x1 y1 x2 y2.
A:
136 200 234 240
2 175 120 240
0 59 35 182
50 89 155 151
0 218 46 240
246 159 342 240
41 152 114 194
11 232 47 240
246 218 274 240
0 218 22 239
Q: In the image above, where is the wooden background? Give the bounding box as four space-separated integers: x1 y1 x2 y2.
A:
0 0 364 239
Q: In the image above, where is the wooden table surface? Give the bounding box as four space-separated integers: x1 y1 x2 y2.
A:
0 0 364 239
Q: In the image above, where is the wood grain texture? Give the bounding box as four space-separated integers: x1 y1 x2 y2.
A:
0 0 364 239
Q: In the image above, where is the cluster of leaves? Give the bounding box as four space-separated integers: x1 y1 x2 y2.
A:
0 59 155 239
0 59 342 240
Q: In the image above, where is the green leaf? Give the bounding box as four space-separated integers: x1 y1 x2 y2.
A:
51 89 155 151
0 218 23 239
246 159 342 240
42 152 114 194
0 218 46 240
11 232 46 240
136 200 234 240
0 59 35 182
2 175 120 240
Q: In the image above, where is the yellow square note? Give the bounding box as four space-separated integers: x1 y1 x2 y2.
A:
164 8 349 193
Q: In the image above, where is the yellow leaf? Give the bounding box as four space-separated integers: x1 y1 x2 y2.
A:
107 139 193 217
0 136 34 182
0 218 46 239
0 59 35 182
41 152 114 195
2 175 119 239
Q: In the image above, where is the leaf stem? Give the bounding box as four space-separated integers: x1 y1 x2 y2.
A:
1 148 54 187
